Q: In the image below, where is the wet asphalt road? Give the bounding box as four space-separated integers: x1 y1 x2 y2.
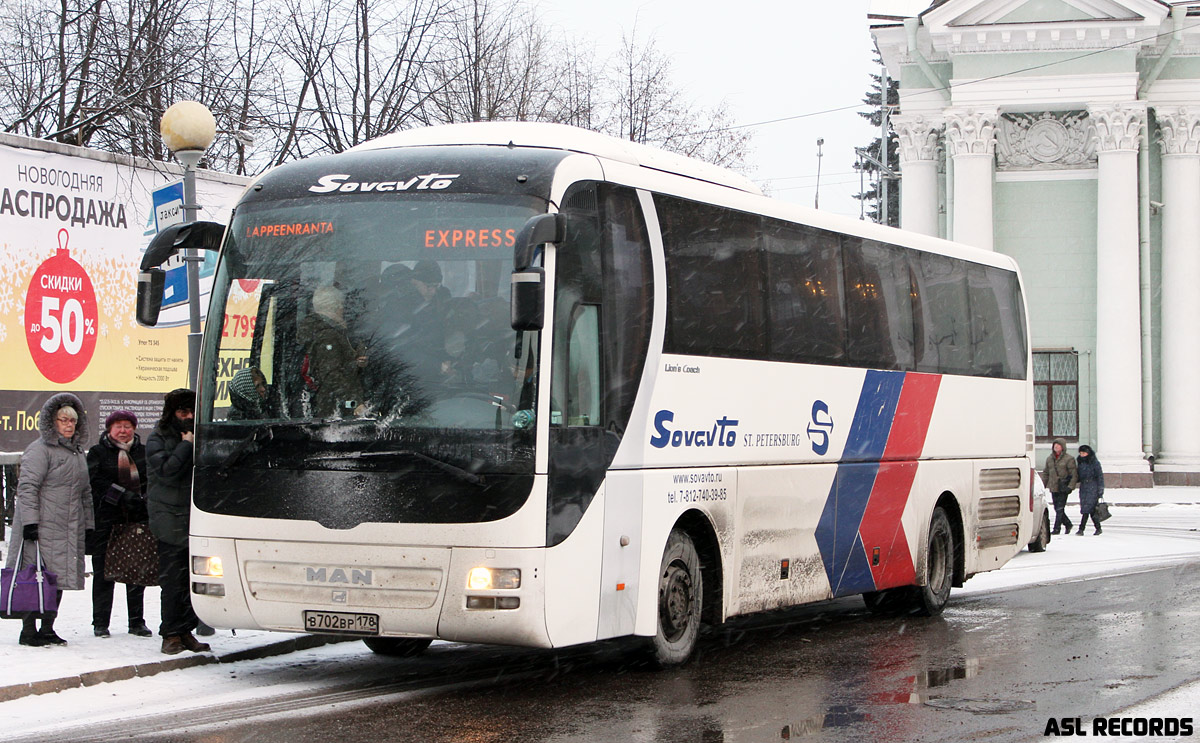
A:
61 558 1199 743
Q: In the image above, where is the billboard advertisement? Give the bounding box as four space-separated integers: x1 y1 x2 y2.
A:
0 134 250 452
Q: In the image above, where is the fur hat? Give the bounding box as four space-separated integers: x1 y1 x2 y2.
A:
156 388 196 432
164 388 195 412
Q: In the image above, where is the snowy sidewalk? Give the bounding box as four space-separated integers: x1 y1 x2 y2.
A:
0 546 348 703
2 487 1199 704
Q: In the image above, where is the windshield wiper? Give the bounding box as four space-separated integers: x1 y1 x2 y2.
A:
302 449 485 487
216 422 310 477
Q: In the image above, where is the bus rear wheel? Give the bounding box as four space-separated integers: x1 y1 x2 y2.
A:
363 637 433 657
650 529 703 667
911 507 954 616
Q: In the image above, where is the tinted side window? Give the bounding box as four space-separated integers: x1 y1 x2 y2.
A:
843 238 915 370
602 186 654 432
763 220 845 364
913 252 972 375
969 264 1028 379
657 195 765 358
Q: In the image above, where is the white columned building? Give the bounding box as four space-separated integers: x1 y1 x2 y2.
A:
1155 107 1200 473
944 108 998 251
870 0 1200 486
893 114 943 238
1088 103 1147 472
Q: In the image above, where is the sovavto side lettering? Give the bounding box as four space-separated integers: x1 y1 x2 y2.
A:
650 410 739 449
308 173 461 194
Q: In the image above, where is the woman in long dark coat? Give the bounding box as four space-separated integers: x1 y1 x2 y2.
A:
86 410 153 637
1076 444 1105 535
5 392 94 646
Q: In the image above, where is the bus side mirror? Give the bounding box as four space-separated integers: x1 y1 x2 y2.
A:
512 213 564 271
136 221 226 327
511 268 545 331
510 213 563 331
136 269 166 327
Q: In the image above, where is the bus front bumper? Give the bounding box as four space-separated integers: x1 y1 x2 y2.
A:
189 537 551 647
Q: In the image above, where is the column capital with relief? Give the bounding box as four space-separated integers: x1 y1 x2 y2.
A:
1088 103 1146 153
943 108 998 157
1156 107 1200 157
892 115 943 164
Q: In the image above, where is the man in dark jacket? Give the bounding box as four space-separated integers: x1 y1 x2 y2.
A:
1042 438 1078 535
146 388 210 655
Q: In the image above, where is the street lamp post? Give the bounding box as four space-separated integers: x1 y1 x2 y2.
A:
815 138 825 210
159 101 216 388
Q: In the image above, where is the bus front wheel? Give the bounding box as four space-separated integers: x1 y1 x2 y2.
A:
363 637 433 657
650 529 703 667
912 507 954 616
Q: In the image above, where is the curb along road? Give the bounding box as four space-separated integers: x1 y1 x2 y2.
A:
0 634 350 703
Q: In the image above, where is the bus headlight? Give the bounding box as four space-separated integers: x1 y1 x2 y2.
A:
467 567 520 590
192 555 223 577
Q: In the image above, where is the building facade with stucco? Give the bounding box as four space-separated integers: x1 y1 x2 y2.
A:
870 0 1200 486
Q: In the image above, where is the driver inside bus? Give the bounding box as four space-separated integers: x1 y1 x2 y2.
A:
300 285 368 418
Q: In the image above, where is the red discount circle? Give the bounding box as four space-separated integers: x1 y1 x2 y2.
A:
24 230 99 384
237 279 261 294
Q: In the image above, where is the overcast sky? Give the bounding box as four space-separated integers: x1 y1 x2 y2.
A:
536 0 881 218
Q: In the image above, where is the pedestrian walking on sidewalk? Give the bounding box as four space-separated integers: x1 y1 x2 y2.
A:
146 389 210 656
1076 445 1105 536
6 393 94 647
86 410 153 638
1043 438 1077 535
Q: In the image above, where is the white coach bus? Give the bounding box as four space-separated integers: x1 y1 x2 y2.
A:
138 122 1035 666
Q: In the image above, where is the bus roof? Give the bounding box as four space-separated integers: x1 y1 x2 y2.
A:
350 122 764 197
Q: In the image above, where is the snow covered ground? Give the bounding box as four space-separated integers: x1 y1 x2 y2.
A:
1 488 1198 739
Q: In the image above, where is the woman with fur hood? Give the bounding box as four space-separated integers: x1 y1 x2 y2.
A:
5 392 95 647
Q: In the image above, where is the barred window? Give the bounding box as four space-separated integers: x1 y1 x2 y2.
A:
1034 351 1078 442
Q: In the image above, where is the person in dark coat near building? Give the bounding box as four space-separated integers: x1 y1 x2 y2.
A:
1076 444 1105 535
146 389 211 655
5 392 94 646
86 410 153 638
1043 438 1077 535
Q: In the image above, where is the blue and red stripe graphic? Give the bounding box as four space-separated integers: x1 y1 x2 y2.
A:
815 370 942 597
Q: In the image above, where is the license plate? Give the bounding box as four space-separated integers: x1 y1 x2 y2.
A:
303 610 379 635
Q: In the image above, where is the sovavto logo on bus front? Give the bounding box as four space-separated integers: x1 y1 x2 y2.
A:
308 173 461 194
650 410 739 449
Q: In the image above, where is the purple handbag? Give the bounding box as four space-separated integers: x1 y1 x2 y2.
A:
1 541 59 617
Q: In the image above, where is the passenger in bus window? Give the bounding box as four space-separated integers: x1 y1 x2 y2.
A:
403 261 451 381
227 367 269 420
1043 438 1077 535
441 297 484 384
299 285 367 418
1075 445 1105 536
411 260 450 317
